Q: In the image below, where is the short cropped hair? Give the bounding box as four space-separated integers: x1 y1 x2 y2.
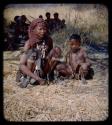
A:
46 12 50 16
69 34 81 42
54 12 59 16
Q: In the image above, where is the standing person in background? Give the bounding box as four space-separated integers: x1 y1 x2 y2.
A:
52 12 62 32
45 12 54 33
19 15 29 43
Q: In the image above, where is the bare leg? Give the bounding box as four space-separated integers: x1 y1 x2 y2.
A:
56 63 73 77
27 59 36 72
19 60 34 88
79 67 87 84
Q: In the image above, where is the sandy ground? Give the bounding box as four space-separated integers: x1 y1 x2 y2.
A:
3 50 108 121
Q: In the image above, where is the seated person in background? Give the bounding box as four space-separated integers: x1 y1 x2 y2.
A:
12 16 21 44
55 34 94 84
9 15 29 49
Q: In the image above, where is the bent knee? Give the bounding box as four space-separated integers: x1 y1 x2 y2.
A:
53 47 62 57
81 64 89 71
56 64 66 71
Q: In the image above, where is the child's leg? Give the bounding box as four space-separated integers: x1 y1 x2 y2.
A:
78 63 89 84
85 67 94 80
44 47 62 81
56 63 73 77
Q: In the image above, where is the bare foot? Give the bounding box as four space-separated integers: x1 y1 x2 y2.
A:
80 78 87 84
38 79 46 85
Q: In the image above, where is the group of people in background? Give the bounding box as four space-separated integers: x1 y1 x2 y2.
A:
37 12 66 32
4 12 66 51
44 12 66 33
4 15 30 50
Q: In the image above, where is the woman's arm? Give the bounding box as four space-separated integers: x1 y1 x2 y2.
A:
19 53 41 81
52 57 65 62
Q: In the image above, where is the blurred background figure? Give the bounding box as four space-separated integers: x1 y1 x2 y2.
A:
19 15 29 45
4 15 30 51
45 12 53 34
39 15 43 19
4 15 21 50
52 12 62 32
61 19 66 29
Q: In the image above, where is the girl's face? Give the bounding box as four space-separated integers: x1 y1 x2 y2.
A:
69 39 81 52
33 25 47 39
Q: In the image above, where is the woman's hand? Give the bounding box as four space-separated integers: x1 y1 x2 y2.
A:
52 57 57 61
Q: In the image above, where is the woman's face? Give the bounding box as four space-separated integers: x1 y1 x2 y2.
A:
33 25 47 39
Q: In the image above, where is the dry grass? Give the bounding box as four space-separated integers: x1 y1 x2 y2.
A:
3 50 108 121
